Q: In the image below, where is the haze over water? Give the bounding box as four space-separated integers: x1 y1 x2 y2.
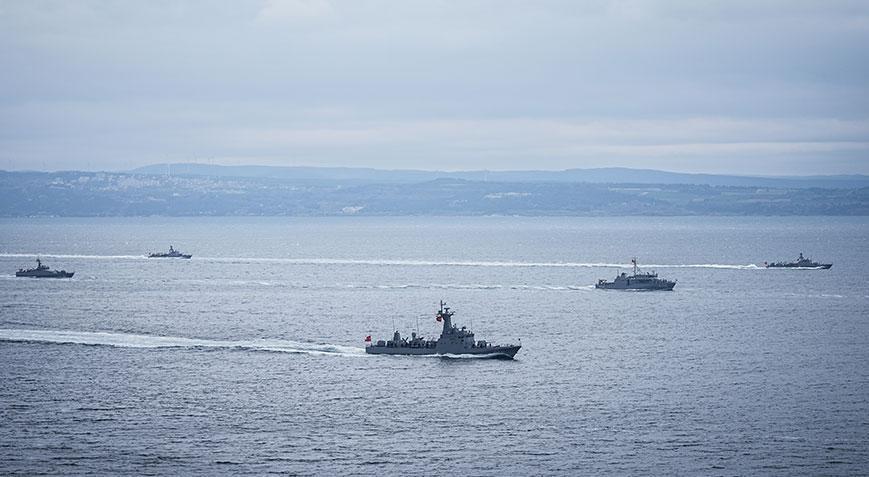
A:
1 216 868 475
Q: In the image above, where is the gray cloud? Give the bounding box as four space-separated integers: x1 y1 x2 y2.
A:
1 0 868 174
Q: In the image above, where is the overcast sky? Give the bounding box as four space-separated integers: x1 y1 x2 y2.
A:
2 0 868 174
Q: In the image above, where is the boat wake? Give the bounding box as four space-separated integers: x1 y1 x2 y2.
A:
0 329 366 357
0 253 146 260
346 283 595 291
665 263 760 269
218 281 597 291
203 257 762 270
0 253 762 270
783 292 846 299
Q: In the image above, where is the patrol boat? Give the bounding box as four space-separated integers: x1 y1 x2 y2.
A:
148 245 192 259
765 253 832 269
365 302 521 359
595 258 676 291
15 259 74 278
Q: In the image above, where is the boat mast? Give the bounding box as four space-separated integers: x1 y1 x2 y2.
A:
438 300 453 333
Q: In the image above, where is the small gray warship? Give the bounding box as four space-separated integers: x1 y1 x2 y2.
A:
148 245 192 259
596 258 676 291
365 302 521 359
15 259 74 278
765 253 832 269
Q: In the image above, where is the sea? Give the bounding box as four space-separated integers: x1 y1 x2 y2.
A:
1 216 867 475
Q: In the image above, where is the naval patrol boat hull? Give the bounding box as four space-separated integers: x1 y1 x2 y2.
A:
15 259 74 278
15 270 74 278
767 264 832 269
595 280 675 291
365 345 521 359
148 253 192 259
765 253 832 269
365 302 521 359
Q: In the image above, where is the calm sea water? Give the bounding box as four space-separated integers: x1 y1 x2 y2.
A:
1 216 867 475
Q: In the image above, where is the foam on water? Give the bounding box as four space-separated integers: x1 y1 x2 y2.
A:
202 257 762 270
0 329 517 359
211 281 595 291
0 253 145 260
0 329 367 357
1 253 762 270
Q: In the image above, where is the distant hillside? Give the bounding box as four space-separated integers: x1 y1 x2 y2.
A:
132 163 869 189
2 170 867 217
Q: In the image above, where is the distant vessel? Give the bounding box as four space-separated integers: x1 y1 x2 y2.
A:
15 259 74 278
365 301 521 359
596 258 676 291
148 245 192 259
765 253 832 269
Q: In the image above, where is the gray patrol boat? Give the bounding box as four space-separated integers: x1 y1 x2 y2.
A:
148 245 192 259
765 253 832 269
15 259 74 278
596 258 676 291
365 302 521 359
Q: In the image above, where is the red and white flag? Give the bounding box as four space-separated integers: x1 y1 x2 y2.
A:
364 335 371 342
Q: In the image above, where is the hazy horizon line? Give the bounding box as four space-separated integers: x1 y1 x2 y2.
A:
3 162 868 179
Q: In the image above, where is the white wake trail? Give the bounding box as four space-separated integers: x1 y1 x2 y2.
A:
0 329 366 357
0 253 762 270
0 253 145 260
